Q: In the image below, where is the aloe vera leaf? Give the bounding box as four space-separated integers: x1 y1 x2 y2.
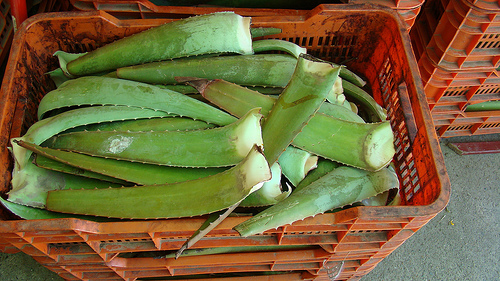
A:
20 141 227 185
262 54 342 164
465 100 500 111
45 108 263 167
250 27 282 38
47 68 71 88
46 145 271 219
116 54 297 87
294 116 395 171
336 65 366 88
154 244 313 259
72 117 215 133
240 162 291 207
0 197 115 221
342 80 387 122
176 202 240 258
37 76 236 126
34 154 132 185
294 158 340 192
234 166 399 237
252 39 307 58
278 146 318 187
64 12 253 76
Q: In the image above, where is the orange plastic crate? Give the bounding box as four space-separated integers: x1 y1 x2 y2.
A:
0 5 450 281
433 108 500 137
68 0 422 29
413 0 500 70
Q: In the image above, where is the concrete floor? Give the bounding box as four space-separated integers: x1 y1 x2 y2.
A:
0 134 498 280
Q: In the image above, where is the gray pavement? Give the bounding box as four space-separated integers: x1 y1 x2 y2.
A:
0 134 499 280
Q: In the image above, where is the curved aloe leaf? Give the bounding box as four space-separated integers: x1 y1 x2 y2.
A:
46 145 271 219
44 108 263 167
234 166 399 237
37 76 237 126
19 141 228 185
252 39 307 58
116 54 297 87
63 12 253 76
294 158 340 192
34 154 132 185
342 79 387 122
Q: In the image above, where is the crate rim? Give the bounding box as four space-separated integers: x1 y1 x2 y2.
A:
0 7 451 235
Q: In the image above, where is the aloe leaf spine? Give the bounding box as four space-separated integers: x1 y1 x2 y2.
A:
64 12 253 76
46 145 271 219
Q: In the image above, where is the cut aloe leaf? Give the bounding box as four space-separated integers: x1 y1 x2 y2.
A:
0 197 115 221
116 54 297 88
278 146 318 187
261 54 342 164
37 76 237 126
234 166 399 237
44 108 263 167
63 12 253 76
240 162 290 207
294 158 340 192
70 117 215 133
46 145 271 219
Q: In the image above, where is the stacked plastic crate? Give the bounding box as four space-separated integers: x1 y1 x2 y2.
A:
410 0 500 138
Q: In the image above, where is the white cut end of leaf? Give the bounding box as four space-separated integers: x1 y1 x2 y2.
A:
364 121 396 171
240 146 272 194
234 108 264 158
238 17 254 55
